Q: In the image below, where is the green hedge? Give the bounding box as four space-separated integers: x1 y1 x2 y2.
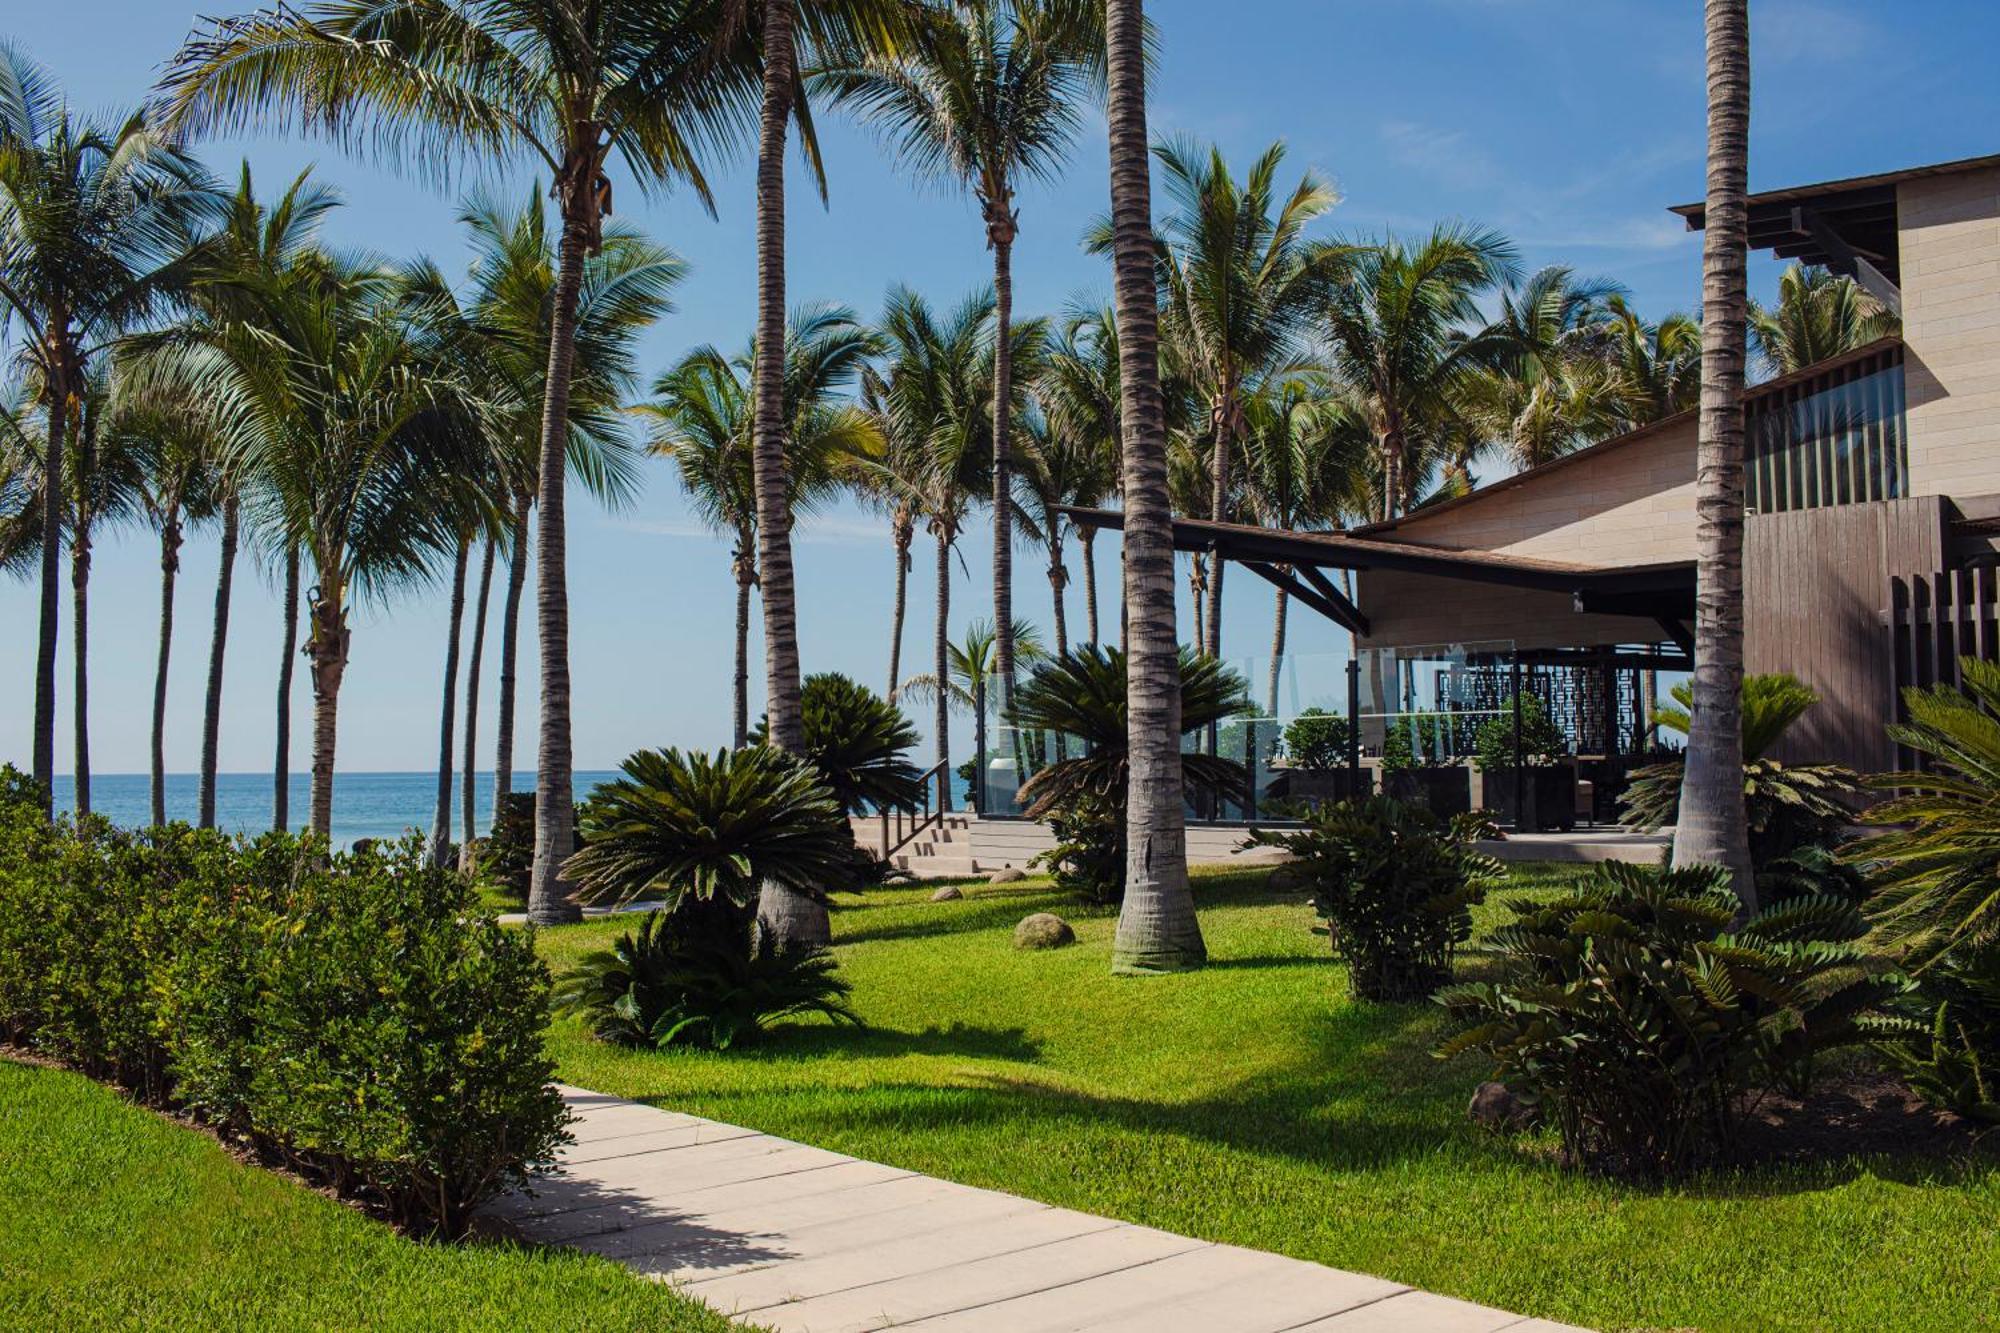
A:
0 770 568 1237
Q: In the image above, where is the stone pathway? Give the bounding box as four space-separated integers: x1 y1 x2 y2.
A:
485 1086 1588 1333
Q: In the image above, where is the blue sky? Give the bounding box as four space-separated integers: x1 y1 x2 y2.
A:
5 0 1998 777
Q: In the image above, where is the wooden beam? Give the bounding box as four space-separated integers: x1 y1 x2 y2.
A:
1240 561 1368 636
1295 564 1372 635
1655 617 1695 654
1794 206 1903 314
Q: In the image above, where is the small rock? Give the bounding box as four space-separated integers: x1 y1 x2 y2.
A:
1468 1080 1541 1133
929 885 964 902
989 867 1027 885
1013 912 1076 950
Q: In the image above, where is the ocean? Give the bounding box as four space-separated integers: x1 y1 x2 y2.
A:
44 771 620 849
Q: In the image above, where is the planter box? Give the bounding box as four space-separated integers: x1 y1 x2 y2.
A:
1481 767 1578 832
1264 768 1373 807
1383 766 1471 817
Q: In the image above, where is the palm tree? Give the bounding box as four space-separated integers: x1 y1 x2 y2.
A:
738 0 913 789
1100 0 1202 973
847 377 925 700
899 616 1046 809
1605 295 1701 426
449 191 671 835
1016 411 1115 658
1036 304 1123 644
1 44 212 803
1749 262 1900 377
163 0 759 921
1673 0 1756 898
1317 224 1518 520
1101 137 1343 656
643 303 878 747
822 0 1101 719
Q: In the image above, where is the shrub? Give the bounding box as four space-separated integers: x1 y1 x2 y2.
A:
1283 709 1349 770
554 912 860 1051
753 672 923 816
1850 657 2000 1125
1011 646 1248 903
567 747 854 949
476 791 537 904
1621 674 1862 882
1246 796 1500 1000
1472 694 1569 771
0 793 567 1238
1436 861 1889 1179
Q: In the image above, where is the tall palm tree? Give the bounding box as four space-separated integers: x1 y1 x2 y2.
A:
1605 295 1702 426
643 303 878 747
1100 0 1202 973
449 191 670 834
164 0 759 921
1317 224 1517 520
1673 0 1756 898
822 0 1101 720
1015 411 1115 658
1749 262 1900 377
900 616 1046 807
66 374 148 815
847 375 925 700
0 44 212 803
1036 303 1123 644
1101 137 1343 656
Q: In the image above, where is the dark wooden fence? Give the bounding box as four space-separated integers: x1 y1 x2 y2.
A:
1889 567 2000 762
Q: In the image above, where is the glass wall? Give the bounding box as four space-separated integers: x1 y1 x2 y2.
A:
1745 344 1906 514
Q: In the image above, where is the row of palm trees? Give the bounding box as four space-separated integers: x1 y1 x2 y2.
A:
2 0 1875 969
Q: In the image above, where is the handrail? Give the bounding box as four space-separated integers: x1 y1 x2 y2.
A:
880 761 953 862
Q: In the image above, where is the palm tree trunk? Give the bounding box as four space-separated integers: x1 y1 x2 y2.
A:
888 508 912 701
495 494 529 808
751 0 827 952
733 534 755 749
198 493 239 830
1204 405 1229 658
1048 527 1069 658
934 526 953 813
1106 0 1203 974
1080 527 1100 645
70 501 91 817
1266 585 1288 717
273 545 298 832
1673 0 1756 901
525 192 594 928
152 515 182 827
1187 554 1207 655
31 380 67 808
430 537 469 869
989 210 1019 707
306 584 348 838
459 536 495 869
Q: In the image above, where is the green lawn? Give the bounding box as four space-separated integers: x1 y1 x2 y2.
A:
0 1058 744 1332
542 864 2000 1333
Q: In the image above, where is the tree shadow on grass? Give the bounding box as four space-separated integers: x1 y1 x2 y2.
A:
756 1021 1045 1065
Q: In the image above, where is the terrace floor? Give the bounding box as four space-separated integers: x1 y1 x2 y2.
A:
487 1085 1585 1333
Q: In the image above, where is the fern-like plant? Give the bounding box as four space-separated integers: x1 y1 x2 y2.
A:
753 672 923 816
1436 861 1890 1179
1246 797 1501 1001
553 912 860 1051
1621 673 1862 882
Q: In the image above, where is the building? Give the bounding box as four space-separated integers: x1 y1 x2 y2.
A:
1068 151 2000 824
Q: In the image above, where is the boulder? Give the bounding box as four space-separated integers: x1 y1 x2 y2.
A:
989 867 1027 885
1468 1080 1542 1133
929 885 964 902
1013 912 1076 950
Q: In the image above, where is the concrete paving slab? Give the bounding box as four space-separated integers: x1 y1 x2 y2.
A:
490 1087 1584 1333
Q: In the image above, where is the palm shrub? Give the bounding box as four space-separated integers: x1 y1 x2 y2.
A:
1850 657 2000 1124
1245 797 1502 1001
1622 674 1862 887
1011 646 1249 903
1436 861 1889 1178
553 912 860 1052
754 672 923 816
567 747 854 953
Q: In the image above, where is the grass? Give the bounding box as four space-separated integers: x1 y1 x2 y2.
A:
0 1058 744 1332
541 863 2000 1333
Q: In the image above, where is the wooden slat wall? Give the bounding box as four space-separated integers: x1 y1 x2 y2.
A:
1744 495 1951 772
1890 564 2000 766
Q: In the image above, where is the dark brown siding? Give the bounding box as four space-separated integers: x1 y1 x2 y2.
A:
1744 496 1951 771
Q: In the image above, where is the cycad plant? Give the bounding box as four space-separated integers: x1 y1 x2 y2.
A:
1011 646 1249 903
1436 860 1888 1179
753 672 923 817
565 746 854 949
1622 673 1862 887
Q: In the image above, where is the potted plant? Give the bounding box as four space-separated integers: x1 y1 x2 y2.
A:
1475 695 1576 831
1381 714 1471 816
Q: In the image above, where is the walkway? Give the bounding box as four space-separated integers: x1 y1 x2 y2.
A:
486 1086 1587 1333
